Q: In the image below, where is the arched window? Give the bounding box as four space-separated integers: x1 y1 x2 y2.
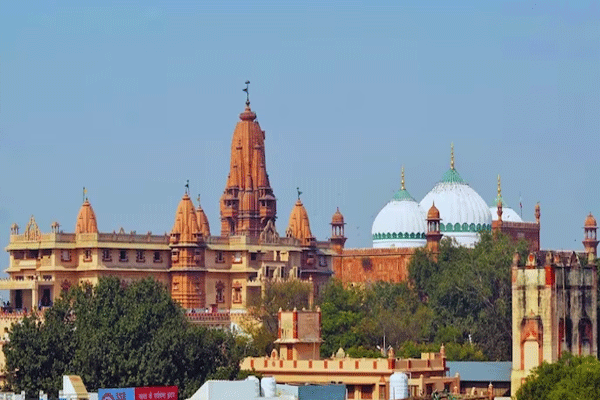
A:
215 281 225 303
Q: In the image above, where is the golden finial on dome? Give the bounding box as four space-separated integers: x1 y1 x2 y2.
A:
450 143 455 170
497 174 502 197
401 165 405 191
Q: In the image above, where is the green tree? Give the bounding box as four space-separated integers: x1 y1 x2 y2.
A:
4 277 241 399
318 279 368 358
361 281 433 351
3 298 75 396
245 279 312 356
516 353 600 400
409 232 528 360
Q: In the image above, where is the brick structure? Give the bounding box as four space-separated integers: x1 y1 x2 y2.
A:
511 216 598 393
333 204 442 285
491 176 541 252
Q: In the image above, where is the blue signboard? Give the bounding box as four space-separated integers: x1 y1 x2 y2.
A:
99 388 135 400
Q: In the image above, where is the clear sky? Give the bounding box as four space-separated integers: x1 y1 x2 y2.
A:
1 1 599 263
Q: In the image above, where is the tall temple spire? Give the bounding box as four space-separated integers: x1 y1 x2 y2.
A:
450 143 455 170
220 85 277 237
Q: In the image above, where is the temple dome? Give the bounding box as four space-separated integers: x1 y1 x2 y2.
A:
419 166 492 247
585 213 597 228
331 208 345 225
75 199 98 234
372 170 426 248
427 202 440 220
286 199 314 244
171 193 200 244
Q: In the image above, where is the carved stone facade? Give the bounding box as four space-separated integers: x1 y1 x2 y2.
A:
220 101 276 237
511 238 598 392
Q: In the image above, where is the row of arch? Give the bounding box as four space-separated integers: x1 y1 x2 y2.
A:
373 232 426 240
373 223 493 240
440 222 492 233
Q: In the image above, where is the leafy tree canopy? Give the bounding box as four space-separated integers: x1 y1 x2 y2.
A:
317 231 528 361
516 353 600 400
3 277 241 399
244 279 312 356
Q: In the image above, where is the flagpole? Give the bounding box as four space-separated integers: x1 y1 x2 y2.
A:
519 192 523 219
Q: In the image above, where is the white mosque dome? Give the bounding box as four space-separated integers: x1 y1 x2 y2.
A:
419 166 492 247
490 205 523 222
372 171 427 248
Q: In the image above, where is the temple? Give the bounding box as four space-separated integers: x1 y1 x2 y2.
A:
1 98 335 315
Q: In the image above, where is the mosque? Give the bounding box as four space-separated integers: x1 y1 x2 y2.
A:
333 146 541 286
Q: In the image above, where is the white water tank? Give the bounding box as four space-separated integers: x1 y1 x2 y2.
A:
389 372 409 400
246 375 260 397
261 376 277 397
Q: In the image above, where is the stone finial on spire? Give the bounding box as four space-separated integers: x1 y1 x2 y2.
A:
401 166 406 191
243 80 250 106
450 143 455 170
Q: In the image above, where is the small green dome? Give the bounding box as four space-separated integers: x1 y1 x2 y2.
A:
441 168 465 184
392 189 415 202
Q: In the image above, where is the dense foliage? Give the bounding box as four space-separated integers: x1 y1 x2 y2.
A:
318 231 528 360
410 231 529 360
245 279 312 356
3 277 242 398
516 353 600 400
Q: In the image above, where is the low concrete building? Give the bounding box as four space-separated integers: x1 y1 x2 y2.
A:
447 362 511 397
241 308 460 398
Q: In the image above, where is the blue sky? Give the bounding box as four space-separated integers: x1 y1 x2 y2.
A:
1 1 599 260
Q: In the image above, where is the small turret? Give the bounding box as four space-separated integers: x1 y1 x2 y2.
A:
330 208 346 253
583 213 598 258
426 202 442 256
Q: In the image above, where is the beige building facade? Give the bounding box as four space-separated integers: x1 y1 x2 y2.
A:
511 214 599 393
241 309 460 399
2 98 340 315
